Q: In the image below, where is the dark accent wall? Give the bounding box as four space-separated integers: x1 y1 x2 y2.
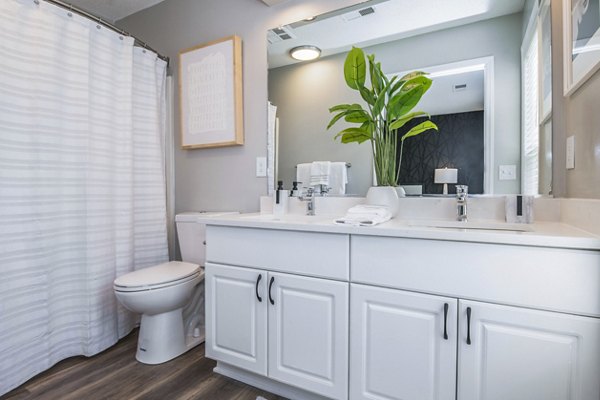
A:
397 111 484 194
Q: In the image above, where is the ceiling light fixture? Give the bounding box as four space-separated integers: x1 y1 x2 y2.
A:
289 45 321 61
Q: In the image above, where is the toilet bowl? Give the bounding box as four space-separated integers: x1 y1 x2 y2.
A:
113 211 237 364
114 261 202 364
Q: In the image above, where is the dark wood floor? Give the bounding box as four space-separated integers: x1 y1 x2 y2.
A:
2 330 286 400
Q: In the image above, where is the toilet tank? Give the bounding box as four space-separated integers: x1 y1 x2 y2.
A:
175 212 238 266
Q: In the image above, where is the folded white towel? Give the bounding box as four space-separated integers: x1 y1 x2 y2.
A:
296 163 312 189
310 161 331 186
328 162 348 195
334 205 392 226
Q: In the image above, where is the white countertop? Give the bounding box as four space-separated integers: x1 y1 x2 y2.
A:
199 213 600 251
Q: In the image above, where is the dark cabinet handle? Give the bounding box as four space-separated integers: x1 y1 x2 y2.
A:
466 307 472 345
255 274 262 302
443 303 449 340
268 276 275 305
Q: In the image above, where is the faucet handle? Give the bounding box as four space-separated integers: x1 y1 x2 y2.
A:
455 185 468 197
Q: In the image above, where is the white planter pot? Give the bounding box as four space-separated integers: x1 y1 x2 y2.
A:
396 186 406 198
366 186 400 217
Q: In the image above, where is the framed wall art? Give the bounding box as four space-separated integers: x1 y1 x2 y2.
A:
179 35 243 149
563 0 600 95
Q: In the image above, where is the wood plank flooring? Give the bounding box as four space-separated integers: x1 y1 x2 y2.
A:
1 330 286 400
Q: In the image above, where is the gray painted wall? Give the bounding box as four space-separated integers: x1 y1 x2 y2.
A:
270 13 523 195
117 0 362 214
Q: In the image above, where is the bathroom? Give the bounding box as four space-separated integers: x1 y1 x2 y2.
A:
1 0 600 399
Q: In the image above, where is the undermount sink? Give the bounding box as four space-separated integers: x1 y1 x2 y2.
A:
239 214 328 224
408 219 534 232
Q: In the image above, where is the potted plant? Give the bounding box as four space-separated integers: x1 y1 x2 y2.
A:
327 47 437 214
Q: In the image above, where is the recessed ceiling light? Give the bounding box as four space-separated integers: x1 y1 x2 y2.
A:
289 45 321 61
304 16 316 21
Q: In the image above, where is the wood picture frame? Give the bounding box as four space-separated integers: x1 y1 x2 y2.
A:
179 35 243 149
563 0 600 96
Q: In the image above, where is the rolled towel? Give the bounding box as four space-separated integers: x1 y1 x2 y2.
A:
334 205 392 226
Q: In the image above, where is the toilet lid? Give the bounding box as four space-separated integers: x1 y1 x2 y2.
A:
114 261 200 289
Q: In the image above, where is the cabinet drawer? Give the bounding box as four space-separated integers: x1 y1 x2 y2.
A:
207 225 349 281
351 235 600 317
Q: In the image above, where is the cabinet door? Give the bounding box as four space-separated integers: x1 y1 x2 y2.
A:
205 263 267 375
458 300 600 400
267 272 349 400
350 284 458 400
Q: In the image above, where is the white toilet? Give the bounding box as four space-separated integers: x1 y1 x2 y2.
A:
113 211 235 364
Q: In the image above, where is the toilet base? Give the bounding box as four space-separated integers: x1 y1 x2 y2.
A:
136 308 201 364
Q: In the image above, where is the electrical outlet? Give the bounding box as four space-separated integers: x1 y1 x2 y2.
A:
566 135 575 169
499 165 517 180
256 157 267 177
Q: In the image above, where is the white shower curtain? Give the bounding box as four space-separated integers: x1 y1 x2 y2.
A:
0 0 169 395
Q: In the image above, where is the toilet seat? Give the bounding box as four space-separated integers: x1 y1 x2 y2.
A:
114 261 202 292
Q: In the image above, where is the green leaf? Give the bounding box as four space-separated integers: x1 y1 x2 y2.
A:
328 104 357 112
401 120 438 141
327 111 349 130
371 86 387 117
327 104 366 129
344 47 366 90
389 84 427 118
334 127 372 144
388 111 430 131
359 86 375 105
400 75 432 93
368 55 381 94
344 110 370 123
390 71 428 95
399 71 427 82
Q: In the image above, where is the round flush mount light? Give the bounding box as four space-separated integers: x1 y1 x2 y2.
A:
289 45 321 61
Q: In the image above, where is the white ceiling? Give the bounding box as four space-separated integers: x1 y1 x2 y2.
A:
66 0 166 22
268 0 526 68
418 70 484 116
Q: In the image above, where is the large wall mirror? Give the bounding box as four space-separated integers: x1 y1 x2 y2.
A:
267 0 553 196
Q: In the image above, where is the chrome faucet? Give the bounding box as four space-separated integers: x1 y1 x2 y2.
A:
299 187 316 216
456 185 468 222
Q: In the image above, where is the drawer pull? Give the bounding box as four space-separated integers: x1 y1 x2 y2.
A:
255 274 262 302
269 276 275 305
466 307 472 345
443 303 449 340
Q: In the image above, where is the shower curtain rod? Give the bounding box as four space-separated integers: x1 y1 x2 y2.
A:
37 0 170 65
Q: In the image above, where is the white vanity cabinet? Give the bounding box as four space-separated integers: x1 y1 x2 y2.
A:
204 221 600 400
457 300 600 400
205 264 267 375
352 235 600 400
205 226 350 400
268 272 348 400
350 284 458 400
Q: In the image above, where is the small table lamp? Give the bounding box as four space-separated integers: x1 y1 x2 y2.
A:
434 168 458 195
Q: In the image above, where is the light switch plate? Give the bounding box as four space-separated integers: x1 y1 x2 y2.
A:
499 164 517 180
256 156 267 177
566 135 575 169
